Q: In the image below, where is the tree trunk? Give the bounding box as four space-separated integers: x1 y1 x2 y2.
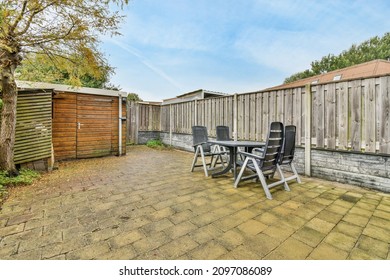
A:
0 51 19 176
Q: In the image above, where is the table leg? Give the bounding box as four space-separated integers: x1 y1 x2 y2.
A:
211 146 234 177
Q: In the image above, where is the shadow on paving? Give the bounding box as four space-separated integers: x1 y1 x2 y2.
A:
0 145 389 260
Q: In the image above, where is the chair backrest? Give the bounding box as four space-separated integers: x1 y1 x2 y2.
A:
216 126 231 141
279 125 296 165
259 122 284 173
192 126 211 152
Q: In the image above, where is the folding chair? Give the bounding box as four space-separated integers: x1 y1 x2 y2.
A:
278 125 301 184
190 126 225 177
214 126 231 162
234 122 289 199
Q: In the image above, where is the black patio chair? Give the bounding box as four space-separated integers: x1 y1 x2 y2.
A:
216 125 231 141
234 121 289 199
190 126 225 177
278 125 301 184
214 126 231 162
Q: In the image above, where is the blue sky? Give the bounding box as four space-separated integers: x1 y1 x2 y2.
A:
101 0 390 101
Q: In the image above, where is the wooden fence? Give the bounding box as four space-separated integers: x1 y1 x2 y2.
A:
128 75 390 156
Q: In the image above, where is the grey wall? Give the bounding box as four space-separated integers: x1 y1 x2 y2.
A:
137 131 390 193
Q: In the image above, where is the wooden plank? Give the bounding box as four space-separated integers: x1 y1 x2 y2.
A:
256 93 262 141
350 80 362 151
244 94 250 140
269 91 276 123
276 90 284 122
364 78 376 152
305 84 312 176
337 82 348 150
248 94 255 140
326 83 336 149
316 84 325 148
14 91 53 165
237 95 244 139
293 88 302 145
262 92 269 140
379 76 390 153
285 89 293 125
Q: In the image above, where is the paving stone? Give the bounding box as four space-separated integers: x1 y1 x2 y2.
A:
241 233 281 258
108 229 144 249
237 219 268 235
262 224 295 243
141 218 175 235
189 224 223 245
356 235 388 259
97 244 137 260
308 243 349 260
66 241 111 260
168 209 194 225
188 240 228 260
215 229 246 250
0 218 8 228
323 231 357 251
163 221 198 239
348 248 381 260
132 231 171 255
342 213 370 227
333 221 363 239
306 218 336 234
264 237 313 260
158 235 199 259
220 244 262 260
367 216 390 230
292 226 326 248
315 210 344 224
1 146 389 260
0 223 25 237
362 224 390 243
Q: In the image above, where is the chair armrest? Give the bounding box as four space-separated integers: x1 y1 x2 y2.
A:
238 151 265 160
192 142 208 147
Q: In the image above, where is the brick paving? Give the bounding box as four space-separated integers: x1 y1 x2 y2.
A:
0 145 389 260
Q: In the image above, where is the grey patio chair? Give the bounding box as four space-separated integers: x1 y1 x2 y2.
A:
190 126 225 177
215 126 231 162
278 125 301 184
234 121 289 199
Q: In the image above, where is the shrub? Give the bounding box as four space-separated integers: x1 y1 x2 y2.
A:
146 138 165 149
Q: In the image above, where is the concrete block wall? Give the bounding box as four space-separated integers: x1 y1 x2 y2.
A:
137 131 390 193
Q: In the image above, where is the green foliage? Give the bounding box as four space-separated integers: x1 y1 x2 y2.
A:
0 169 40 186
284 32 390 83
0 98 3 109
15 53 121 90
0 168 40 205
127 93 143 102
146 139 166 149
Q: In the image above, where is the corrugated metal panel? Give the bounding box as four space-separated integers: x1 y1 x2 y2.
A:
14 90 52 164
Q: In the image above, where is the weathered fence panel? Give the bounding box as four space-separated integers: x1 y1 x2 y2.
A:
130 76 390 157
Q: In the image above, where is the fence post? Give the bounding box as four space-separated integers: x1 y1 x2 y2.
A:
194 99 197 126
305 84 312 176
169 104 173 146
233 93 238 141
127 101 139 144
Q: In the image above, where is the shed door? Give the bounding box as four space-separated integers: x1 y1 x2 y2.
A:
76 94 113 158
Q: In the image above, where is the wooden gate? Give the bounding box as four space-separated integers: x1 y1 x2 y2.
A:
76 94 113 158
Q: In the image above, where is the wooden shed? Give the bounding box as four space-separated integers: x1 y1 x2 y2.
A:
17 81 127 163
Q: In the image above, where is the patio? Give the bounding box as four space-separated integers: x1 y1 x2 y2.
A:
0 145 389 260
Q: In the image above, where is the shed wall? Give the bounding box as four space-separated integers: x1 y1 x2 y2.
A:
52 91 126 160
14 90 52 164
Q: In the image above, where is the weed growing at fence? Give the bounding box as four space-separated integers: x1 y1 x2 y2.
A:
146 138 167 149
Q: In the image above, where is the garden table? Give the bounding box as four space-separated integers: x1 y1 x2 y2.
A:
208 140 265 180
